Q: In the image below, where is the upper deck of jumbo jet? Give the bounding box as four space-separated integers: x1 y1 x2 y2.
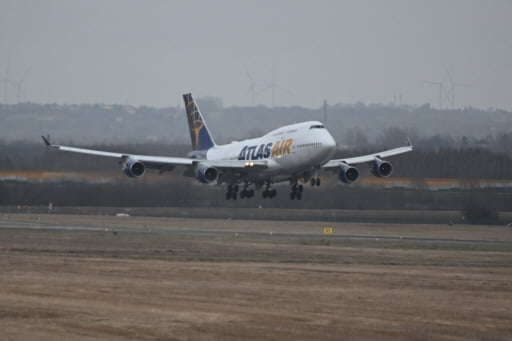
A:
263 121 326 137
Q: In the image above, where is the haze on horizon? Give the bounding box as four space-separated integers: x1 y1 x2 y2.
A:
1 0 511 110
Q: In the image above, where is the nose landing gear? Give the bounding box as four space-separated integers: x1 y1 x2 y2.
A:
310 177 321 186
290 183 303 200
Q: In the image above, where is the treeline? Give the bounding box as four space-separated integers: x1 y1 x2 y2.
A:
341 127 512 156
1 101 512 146
2 137 512 179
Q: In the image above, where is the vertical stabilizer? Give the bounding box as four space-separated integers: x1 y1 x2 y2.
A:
183 93 216 151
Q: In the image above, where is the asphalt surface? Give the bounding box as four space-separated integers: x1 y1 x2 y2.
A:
2 219 512 248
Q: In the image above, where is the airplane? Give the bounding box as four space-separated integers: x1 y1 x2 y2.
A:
42 93 413 200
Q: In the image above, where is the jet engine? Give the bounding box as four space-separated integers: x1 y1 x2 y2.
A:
196 166 219 183
371 157 393 178
338 163 360 183
123 159 145 178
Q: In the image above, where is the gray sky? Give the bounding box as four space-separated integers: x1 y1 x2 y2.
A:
1 0 511 109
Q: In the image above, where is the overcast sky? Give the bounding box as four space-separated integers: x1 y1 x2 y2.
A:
1 0 511 109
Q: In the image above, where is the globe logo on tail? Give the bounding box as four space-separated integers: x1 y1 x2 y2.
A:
187 99 204 150
183 93 216 151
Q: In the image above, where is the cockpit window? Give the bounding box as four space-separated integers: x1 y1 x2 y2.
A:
309 124 324 129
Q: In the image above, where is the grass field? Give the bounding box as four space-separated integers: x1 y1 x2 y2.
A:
1 214 511 340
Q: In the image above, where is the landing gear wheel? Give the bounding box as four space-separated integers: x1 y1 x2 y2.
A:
310 178 316 186
239 183 255 199
263 189 276 199
316 178 321 186
226 183 241 200
262 181 276 199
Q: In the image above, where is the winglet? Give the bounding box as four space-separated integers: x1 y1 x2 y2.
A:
42 135 51 146
406 137 413 147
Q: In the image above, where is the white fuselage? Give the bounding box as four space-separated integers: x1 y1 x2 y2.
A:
206 121 336 181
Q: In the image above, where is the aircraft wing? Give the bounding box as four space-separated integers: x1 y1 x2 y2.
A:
42 136 268 171
43 136 195 167
322 144 413 169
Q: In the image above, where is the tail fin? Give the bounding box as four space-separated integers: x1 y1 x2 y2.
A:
183 93 216 151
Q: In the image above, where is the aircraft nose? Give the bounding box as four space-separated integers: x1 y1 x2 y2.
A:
327 135 336 148
324 134 336 149
322 134 337 156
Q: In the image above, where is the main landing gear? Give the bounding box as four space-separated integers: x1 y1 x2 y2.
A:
226 183 255 200
225 179 314 200
262 183 277 199
225 184 239 200
240 184 255 199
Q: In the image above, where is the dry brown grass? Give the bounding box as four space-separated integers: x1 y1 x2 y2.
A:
0 214 511 340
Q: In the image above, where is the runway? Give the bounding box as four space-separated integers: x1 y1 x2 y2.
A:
2 213 512 250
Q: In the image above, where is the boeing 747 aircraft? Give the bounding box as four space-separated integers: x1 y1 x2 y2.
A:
43 93 413 200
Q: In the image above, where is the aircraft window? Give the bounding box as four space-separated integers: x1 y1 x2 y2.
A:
309 125 324 129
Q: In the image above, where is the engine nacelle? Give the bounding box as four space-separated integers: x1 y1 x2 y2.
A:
123 159 145 178
371 157 393 178
338 163 360 183
196 166 219 183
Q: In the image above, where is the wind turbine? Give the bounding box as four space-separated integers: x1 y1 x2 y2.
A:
244 66 257 106
259 64 292 108
270 64 276 108
443 68 471 109
0 78 9 104
1 67 31 103
1 61 10 104
12 67 31 103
